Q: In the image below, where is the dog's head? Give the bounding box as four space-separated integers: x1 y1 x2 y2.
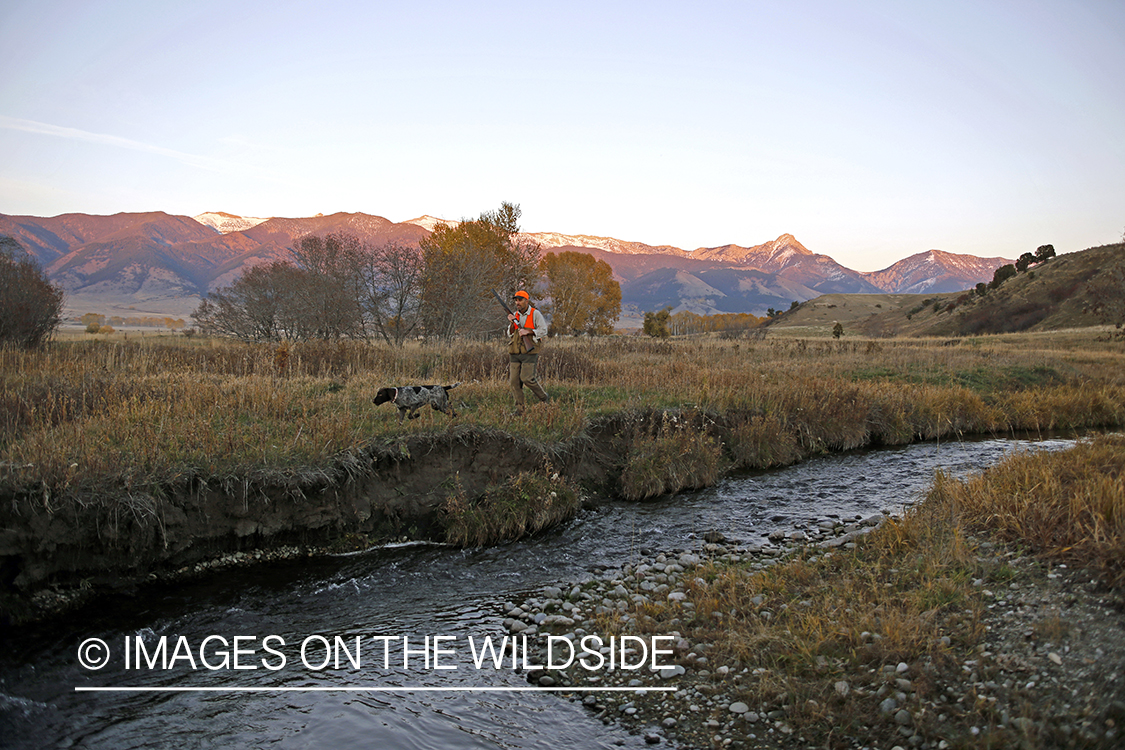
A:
373 387 397 406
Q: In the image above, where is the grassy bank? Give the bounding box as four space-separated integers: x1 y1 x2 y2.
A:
2 331 1124 510
525 433 1125 749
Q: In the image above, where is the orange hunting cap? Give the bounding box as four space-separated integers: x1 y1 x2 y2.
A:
513 290 530 299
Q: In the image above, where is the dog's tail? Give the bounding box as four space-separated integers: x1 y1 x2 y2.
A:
444 382 461 392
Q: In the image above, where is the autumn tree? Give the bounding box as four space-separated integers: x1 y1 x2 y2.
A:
669 310 703 336
0 236 64 347
643 307 672 338
419 202 541 342
192 262 294 342
356 241 423 347
289 233 365 340
541 251 621 336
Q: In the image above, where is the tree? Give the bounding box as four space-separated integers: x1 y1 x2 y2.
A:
419 202 541 342
356 242 423 347
289 233 365 340
0 236 64 347
989 263 1017 290
832 321 844 339
194 233 392 343
643 308 671 338
192 262 294 342
1016 252 1035 273
541 251 621 336
1035 244 1056 263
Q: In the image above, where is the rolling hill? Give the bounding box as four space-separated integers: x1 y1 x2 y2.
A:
767 243 1125 337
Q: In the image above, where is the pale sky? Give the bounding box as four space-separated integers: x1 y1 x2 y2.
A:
1 0 1122 271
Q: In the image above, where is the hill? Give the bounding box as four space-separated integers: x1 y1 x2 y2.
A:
912 243 1125 336
773 243 1125 338
865 249 1012 294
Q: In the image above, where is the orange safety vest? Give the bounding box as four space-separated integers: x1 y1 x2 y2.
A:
510 306 538 334
509 307 540 354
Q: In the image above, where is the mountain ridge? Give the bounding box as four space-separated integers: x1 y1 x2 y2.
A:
0 210 1014 319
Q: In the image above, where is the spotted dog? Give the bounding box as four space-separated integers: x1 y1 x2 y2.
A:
373 382 461 423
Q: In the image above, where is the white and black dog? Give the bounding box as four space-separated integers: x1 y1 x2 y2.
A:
373 383 460 423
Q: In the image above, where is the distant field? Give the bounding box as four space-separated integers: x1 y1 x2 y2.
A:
765 292 958 337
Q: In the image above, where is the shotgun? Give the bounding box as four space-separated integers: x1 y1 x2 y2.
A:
493 290 536 353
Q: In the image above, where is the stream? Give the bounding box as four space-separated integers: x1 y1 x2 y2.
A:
0 434 1078 749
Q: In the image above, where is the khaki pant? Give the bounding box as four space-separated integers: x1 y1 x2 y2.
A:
509 354 548 406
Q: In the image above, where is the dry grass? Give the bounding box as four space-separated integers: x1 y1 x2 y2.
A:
442 469 581 547
615 433 1125 746
932 433 1125 587
1 332 1123 508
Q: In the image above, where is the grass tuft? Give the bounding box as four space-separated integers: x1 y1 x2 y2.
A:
442 469 581 547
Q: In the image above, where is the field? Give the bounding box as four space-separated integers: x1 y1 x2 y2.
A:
3 329 1125 506
3 330 1125 744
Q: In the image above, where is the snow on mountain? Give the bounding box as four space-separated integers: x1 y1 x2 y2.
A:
692 234 813 267
403 215 459 232
864 249 1013 294
518 230 688 257
193 212 270 234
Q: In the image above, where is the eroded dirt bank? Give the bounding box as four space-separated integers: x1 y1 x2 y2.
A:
0 417 635 622
0 410 1107 626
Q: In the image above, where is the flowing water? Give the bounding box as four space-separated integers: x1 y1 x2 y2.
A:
0 435 1078 749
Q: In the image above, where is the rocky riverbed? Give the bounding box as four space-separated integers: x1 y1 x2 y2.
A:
500 517 1125 749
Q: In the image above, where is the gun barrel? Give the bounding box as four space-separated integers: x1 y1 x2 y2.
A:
492 290 514 316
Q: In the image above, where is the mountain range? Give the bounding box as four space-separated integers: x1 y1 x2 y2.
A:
0 210 1013 321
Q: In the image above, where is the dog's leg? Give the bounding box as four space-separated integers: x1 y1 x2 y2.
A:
432 401 455 418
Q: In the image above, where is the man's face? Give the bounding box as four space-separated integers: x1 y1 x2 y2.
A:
514 297 530 313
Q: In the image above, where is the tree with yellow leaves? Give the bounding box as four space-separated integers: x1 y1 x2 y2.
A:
541 251 621 336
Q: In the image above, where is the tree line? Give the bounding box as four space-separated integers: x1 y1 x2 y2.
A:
643 307 764 337
191 203 622 345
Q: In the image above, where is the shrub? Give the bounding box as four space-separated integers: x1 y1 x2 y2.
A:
0 237 64 348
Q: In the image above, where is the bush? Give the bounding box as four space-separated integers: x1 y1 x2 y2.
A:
0 237 64 348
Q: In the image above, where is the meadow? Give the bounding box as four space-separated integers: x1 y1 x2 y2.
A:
2 328 1124 508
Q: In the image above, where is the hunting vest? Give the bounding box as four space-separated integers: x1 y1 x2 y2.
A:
509 307 542 355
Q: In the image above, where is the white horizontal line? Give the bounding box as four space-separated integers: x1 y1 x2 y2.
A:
75 686 675 693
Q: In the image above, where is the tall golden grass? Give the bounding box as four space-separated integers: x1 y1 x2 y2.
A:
617 433 1125 746
1 332 1123 507
442 470 581 547
619 410 724 500
931 433 1125 587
